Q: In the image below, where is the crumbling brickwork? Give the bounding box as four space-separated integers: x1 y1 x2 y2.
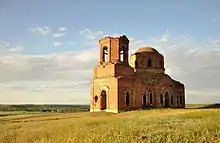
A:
90 35 185 113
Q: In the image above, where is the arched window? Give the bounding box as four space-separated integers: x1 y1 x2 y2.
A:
94 95 98 102
103 46 108 62
125 92 130 106
160 94 163 104
159 60 163 68
177 95 179 105
149 92 153 104
148 59 152 67
171 95 173 105
135 60 138 68
142 93 147 107
180 95 183 104
165 92 169 108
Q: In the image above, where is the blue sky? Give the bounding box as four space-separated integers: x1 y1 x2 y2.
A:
0 0 220 104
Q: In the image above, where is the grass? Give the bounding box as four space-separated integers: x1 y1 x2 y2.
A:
0 108 220 143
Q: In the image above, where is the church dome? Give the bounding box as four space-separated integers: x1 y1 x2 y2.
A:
135 47 159 54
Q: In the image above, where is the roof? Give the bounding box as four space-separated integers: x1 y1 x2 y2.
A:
135 47 159 54
98 35 129 43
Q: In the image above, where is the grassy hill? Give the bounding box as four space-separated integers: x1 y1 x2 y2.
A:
0 108 220 143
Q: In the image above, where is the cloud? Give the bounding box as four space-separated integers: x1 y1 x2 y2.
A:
0 41 10 47
0 41 11 54
58 27 67 32
160 30 170 42
53 27 67 37
28 26 68 47
0 47 97 104
29 26 67 38
0 41 25 54
28 26 50 36
53 41 62 47
53 33 66 38
8 45 24 52
0 49 97 82
1 29 220 104
79 29 105 40
66 41 76 45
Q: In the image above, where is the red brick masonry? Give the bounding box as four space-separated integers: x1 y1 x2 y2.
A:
90 35 185 113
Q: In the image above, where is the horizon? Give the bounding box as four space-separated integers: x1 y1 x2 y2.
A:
0 0 220 104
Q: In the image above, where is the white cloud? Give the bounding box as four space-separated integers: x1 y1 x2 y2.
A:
66 41 76 45
53 33 66 38
28 26 50 36
58 27 67 32
0 48 96 104
0 49 96 82
0 41 11 47
79 29 105 40
0 41 25 54
160 30 170 42
29 26 67 38
8 45 24 52
1 29 220 104
53 41 62 47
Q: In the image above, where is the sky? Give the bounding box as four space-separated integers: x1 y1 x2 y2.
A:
0 0 220 104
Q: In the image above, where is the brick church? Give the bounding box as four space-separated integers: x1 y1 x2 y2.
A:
90 35 185 113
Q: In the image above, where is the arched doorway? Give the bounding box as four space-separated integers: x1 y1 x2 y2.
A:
100 90 107 110
165 92 169 108
142 93 147 107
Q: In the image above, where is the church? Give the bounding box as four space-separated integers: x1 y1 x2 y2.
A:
90 35 185 113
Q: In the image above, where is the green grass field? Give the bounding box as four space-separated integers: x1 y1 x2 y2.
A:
0 108 220 143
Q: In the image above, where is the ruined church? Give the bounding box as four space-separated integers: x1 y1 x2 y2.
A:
90 35 185 113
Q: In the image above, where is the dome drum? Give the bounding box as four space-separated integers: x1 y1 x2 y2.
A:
130 47 164 72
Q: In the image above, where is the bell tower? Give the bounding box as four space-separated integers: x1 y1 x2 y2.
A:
99 35 129 65
90 35 134 113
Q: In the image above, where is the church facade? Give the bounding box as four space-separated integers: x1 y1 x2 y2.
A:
90 35 185 113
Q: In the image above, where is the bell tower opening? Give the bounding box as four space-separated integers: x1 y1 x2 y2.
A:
118 44 128 64
98 35 130 64
103 46 108 62
119 47 124 62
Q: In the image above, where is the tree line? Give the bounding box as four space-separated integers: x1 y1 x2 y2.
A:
0 104 90 113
